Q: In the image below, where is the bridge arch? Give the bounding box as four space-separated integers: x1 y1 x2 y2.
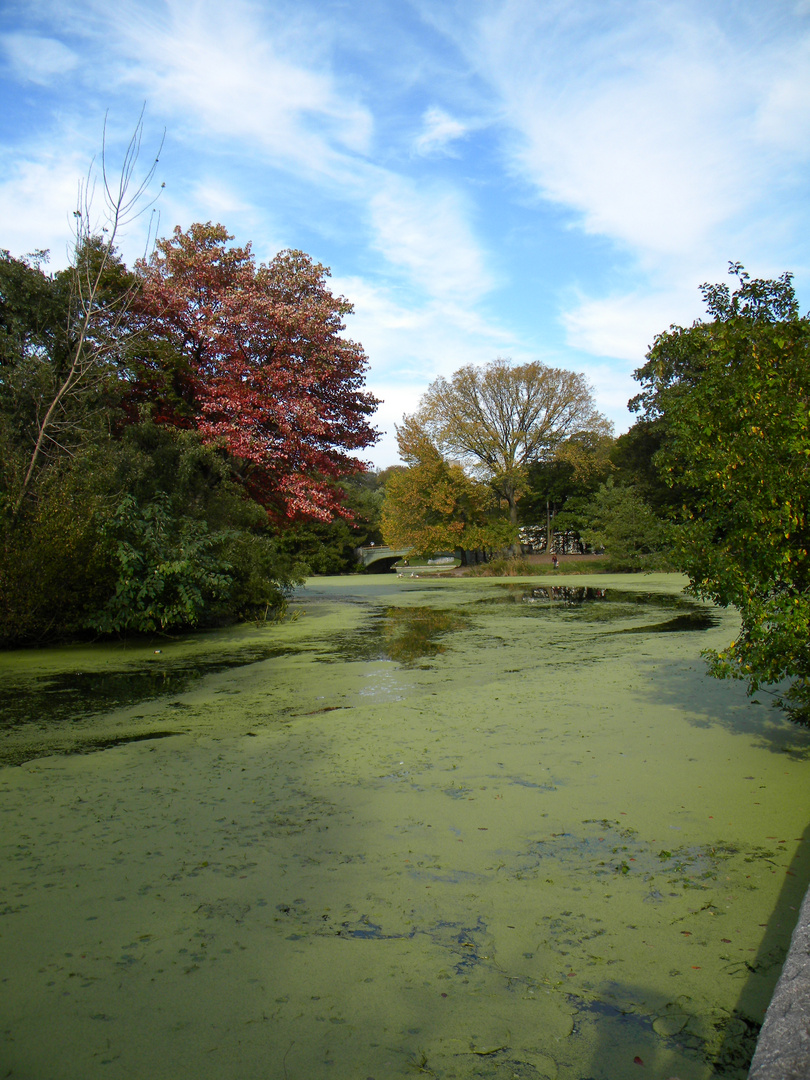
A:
354 546 412 571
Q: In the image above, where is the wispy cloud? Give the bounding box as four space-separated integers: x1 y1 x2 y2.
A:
333 273 523 463
2 0 810 462
369 177 494 302
413 105 469 156
65 0 374 177
411 0 810 379
468 0 796 261
0 32 78 83
0 142 94 264
561 284 707 364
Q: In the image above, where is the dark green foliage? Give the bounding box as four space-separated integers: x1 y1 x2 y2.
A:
89 423 307 633
87 494 236 633
609 421 681 514
0 250 69 504
520 429 615 543
0 469 114 643
561 478 675 571
0 244 138 516
632 263 810 718
275 475 384 575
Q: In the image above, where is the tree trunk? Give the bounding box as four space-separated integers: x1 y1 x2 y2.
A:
507 493 520 556
544 497 556 554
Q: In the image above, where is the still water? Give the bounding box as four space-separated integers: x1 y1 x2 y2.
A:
1 573 809 1079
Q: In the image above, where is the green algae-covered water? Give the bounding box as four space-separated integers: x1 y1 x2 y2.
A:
2 572 810 1079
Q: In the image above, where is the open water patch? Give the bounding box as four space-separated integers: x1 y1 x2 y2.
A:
323 606 473 667
315 589 718 671
0 643 299 731
478 585 720 632
509 818 749 892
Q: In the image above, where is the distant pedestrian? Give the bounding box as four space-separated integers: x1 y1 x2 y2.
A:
551 553 559 570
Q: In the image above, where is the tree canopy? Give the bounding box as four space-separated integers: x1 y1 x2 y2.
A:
408 357 611 526
0 222 379 644
133 223 379 523
632 263 810 718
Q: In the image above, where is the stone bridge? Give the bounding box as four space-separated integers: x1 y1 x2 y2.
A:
355 545 412 570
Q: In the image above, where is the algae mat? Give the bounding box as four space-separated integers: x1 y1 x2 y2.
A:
1 573 810 1079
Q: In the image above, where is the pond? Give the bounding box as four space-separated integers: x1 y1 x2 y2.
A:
1 572 809 1079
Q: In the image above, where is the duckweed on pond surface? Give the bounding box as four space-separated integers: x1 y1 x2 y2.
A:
1 573 810 1079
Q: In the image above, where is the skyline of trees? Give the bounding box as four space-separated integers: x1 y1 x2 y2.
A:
0 215 381 642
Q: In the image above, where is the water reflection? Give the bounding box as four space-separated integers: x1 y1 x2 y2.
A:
521 585 608 606
329 607 472 667
568 986 760 1077
2 590 720 736
482 585 721 631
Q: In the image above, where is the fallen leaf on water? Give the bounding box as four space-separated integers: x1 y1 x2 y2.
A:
634 1056 644 1065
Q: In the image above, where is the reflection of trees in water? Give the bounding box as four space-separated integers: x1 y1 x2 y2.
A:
379 607 471 666
522 586 607 606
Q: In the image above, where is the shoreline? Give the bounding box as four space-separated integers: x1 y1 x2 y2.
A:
748 884 810 1078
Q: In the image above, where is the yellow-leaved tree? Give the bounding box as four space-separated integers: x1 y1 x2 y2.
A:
381 418 515 557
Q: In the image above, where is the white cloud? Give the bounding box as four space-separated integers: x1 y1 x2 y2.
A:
476 12 746 259
0 33 78 84
753 38 810 149
444 0 810 269
413 106 469 156
105 0 373 178
0 126 168 270
369 178 494 301
182 179 252 218
0 145 91 266
561 285 706 364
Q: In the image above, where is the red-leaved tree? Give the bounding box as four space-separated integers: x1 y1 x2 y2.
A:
132 222 379 521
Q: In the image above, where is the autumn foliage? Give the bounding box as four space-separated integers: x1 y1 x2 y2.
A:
381 420 515 556
133 223 379 522
408 357 610 527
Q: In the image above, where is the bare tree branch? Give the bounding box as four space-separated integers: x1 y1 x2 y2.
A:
13 112 164 515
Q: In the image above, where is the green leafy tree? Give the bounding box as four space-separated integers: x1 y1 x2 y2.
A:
87 494 236 634
632 263 810 717
521 428 615 544
563 478 674 570
408 357 611 531
7 119 161 515
609 420 681 513
90 421 306 622
0 462 114 643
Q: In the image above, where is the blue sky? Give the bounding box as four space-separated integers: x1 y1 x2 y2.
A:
2 0 810 467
